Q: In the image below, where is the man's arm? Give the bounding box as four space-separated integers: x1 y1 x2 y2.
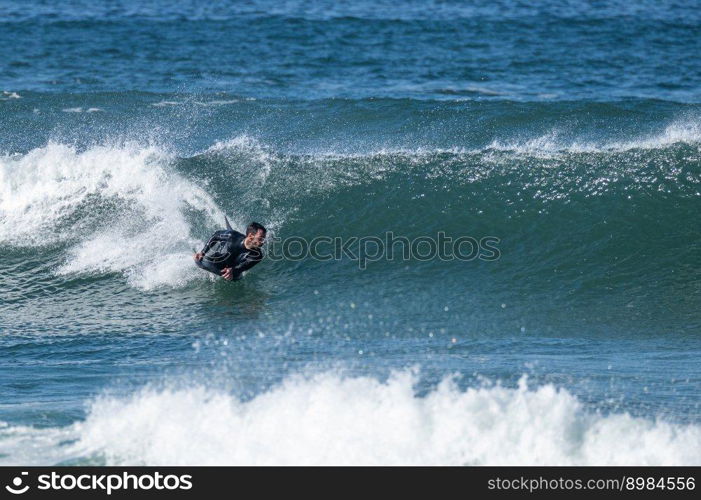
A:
193 231 225 261
221 252 263 281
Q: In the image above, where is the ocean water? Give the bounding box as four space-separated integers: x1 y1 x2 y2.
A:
1 0 700 465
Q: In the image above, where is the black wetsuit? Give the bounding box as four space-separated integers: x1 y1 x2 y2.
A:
196 230 263 280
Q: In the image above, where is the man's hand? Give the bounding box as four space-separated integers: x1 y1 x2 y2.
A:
221 267 235 281
193 252 204 262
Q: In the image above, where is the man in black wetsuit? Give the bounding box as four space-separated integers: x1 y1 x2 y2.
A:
193 221 266 281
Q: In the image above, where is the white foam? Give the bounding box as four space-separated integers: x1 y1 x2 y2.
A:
617 120 701 150
487 131 569 156
152 99 240 108
204 134 273 184
151 101 183 107
194 99 240 106
62 107 103 113
1 371 691 466
0 142 225 289
0 421 76 466
204 134 269 156
1 91 21 100
487 120 701 155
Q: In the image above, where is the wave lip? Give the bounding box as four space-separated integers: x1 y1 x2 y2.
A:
54 372 701 466
2 124 699 292
487 120 701 155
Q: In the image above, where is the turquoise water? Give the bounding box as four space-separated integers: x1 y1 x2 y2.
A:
0 0 700 465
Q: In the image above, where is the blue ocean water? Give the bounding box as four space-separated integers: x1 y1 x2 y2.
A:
0 0 700 465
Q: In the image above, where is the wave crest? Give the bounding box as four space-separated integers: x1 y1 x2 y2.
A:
55 371 701 465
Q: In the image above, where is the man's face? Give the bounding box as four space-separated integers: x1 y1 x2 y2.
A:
245 229 265 249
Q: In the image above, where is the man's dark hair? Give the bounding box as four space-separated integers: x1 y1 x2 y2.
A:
246 222 266 236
